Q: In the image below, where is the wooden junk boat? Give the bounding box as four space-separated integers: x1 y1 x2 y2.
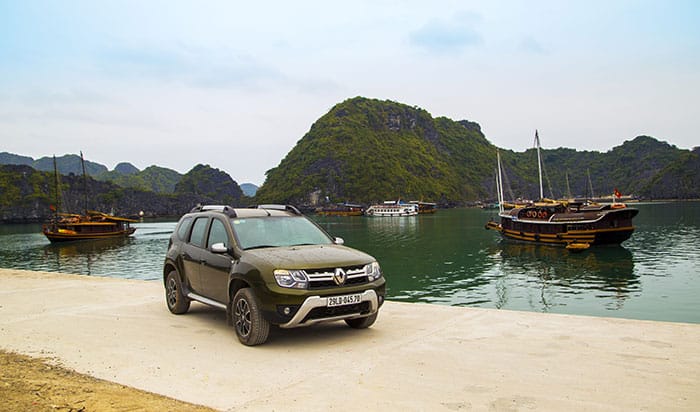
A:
410 201 437 214
42 153 138 243
485 131 638 248
43 210 138 242
316 203 365 216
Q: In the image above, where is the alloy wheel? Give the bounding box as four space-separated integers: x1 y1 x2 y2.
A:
235 298 251 337
167 277 178 308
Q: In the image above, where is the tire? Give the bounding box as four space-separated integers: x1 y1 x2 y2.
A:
345 312 378 329
165 270 190 314
232 288 270 346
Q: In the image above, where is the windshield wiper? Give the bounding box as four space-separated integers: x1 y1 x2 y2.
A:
244 245 276 250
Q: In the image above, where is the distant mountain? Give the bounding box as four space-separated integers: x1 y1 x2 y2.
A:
97 165 182 193
0 163 247 222
240 183 258 197
33 154 109 177
0 152 33 166
0 152 184 194
0 152 109 176
136 166 182 193
256 96 700 205
175 164 244 206
113 162 139 175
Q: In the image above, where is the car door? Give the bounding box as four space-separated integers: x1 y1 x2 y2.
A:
200 217 234 303
181 216 209 295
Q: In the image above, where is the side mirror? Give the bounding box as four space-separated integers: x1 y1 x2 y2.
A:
210 242 228 254
334 237 345 245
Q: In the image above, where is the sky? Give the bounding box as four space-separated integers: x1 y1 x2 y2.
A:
1 1 699 186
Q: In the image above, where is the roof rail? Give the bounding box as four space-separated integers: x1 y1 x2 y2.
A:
189 204 237 217
256 204 302 215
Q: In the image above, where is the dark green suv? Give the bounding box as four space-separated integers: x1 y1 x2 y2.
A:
163 204 386 345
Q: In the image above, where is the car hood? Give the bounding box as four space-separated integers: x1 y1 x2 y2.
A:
243 244 375 269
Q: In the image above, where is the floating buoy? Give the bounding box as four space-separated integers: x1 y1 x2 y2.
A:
566 242 590 253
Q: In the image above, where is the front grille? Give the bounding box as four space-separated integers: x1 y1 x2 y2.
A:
302 301 371 323
304 265 369 289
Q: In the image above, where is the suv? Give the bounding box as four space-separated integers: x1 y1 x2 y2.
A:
163 204 386 345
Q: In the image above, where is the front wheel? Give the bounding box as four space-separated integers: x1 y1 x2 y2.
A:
232 288 270 346
165 270 190 314
345 312 378 329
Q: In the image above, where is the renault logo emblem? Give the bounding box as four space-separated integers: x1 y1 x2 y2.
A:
333 268 347 286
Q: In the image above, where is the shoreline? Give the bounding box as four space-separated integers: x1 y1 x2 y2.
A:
1 268 699 411
2 198 699 224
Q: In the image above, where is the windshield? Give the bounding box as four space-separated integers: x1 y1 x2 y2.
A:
230 216 333 250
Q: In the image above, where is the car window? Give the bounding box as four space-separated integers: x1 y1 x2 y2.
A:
207 218 229 248
176 216 193 241
189 217 208 248
230 216 332 250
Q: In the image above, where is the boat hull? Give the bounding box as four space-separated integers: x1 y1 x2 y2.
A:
316 211 364 217
485 206 638 247
495 225 635 245
43 227 136 243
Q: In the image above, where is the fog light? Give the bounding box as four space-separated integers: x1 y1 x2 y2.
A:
283 307 291 315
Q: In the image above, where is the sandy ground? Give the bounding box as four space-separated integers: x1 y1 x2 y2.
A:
1 268 699 411
0 349 215 411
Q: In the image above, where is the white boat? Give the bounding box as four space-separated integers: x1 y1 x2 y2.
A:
365 201 419 217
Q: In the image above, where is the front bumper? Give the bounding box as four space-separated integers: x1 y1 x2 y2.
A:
278 289 380 328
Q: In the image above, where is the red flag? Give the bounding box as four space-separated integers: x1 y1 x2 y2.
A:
614 188 622 198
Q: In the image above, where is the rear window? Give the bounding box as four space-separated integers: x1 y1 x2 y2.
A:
189 217 209 248
176 216 193 241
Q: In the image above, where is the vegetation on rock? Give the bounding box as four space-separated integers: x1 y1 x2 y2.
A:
255 97 700 205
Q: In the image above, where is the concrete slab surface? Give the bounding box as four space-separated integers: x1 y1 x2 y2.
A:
1 268 698 411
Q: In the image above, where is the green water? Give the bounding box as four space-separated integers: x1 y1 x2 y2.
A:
1 202 698 323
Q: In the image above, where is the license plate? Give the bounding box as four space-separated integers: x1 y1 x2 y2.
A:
327 293 362 307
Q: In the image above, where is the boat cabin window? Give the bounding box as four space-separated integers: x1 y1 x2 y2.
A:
207 218 229 249
176 216 193 241
189 217 209 248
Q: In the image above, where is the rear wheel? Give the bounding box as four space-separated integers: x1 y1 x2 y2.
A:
232 288 270 346
165 270 190 314
345 312 378 329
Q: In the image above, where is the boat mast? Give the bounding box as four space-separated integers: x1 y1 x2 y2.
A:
80 151 88 214
534 130 543 200
586 168 595 200
497 150 504 214
52 155 61 217
565 171 572 200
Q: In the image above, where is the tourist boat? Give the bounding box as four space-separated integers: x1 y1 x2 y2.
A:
43 211 138 242
316 203 364 216
42 153 138 243
365 201 419 217
485 132 638 247
409 201 437 214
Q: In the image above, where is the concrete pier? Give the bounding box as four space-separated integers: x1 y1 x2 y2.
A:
1 268 698 411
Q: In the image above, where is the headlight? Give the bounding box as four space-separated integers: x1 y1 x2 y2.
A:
365 261 382 281
274 269 308 289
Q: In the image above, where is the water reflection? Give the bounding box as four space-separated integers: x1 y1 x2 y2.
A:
0 221 175 280
42 237 134 276
490 242 637 311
